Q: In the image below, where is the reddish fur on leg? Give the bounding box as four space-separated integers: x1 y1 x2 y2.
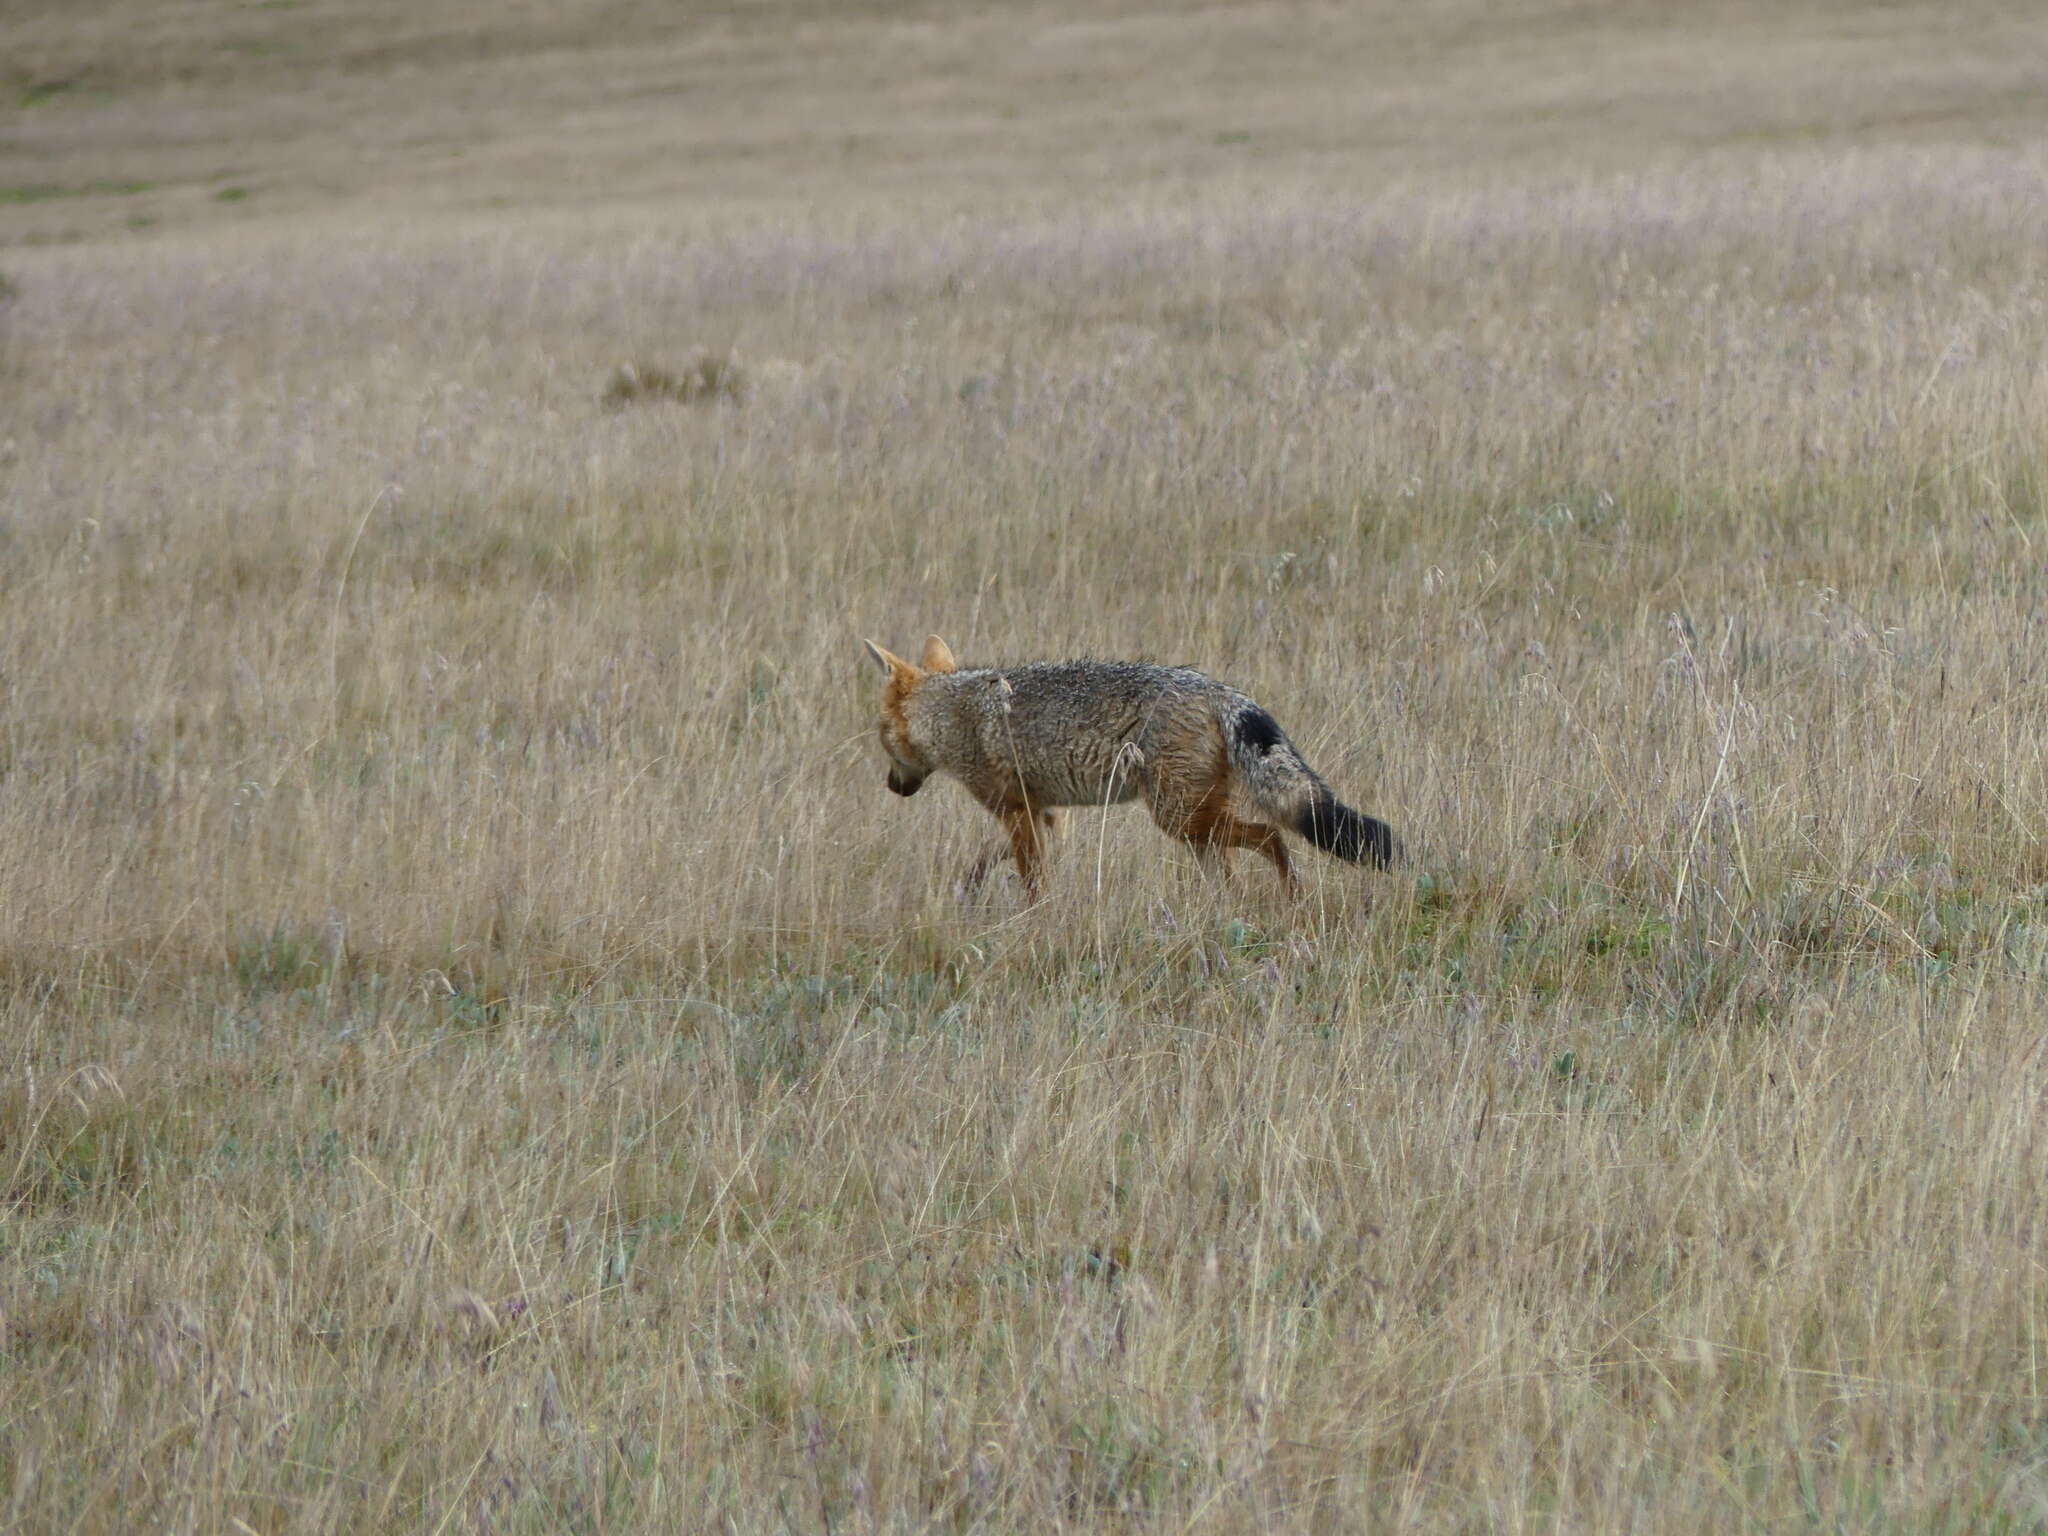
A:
1001 805 1047 898
1146 729 1296 893
1206 814 1295 892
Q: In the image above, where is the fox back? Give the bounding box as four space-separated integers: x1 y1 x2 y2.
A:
919 659 1225 806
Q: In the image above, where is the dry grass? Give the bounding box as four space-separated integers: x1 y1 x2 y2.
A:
8 1 2048 1530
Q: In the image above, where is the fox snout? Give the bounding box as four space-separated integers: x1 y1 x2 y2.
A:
886 766 926 797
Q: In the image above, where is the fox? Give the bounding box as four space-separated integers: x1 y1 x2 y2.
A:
862 634 1396 898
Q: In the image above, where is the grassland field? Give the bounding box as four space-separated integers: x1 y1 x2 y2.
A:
7 1 2048 1530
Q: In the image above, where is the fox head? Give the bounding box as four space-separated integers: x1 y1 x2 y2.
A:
861 634 957 797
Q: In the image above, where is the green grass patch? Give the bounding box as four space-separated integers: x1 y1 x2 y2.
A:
0 179 153 204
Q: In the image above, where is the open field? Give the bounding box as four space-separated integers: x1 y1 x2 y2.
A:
8 1 2048 1530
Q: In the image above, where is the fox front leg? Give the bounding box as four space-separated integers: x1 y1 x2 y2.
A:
958 811 1057 896
958 838 1009 894
1000 806 1048 898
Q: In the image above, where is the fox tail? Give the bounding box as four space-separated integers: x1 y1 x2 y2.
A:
1221 699 1397 868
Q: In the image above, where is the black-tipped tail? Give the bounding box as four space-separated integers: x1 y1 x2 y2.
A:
1296 792 1397 868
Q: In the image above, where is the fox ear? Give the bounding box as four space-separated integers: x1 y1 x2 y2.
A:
920 635 957 673
863 639 913 678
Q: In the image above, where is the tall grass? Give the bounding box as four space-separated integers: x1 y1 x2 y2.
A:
6 29 2048 1531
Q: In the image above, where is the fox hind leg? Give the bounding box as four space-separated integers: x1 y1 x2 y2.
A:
1173 797 1294 893
1201 814 1295 892
1146 741 1296 894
